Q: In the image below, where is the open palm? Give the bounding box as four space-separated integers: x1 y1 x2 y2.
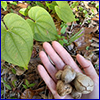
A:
38 41 99 99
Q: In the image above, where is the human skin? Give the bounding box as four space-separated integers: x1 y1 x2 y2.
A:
37 41 99 99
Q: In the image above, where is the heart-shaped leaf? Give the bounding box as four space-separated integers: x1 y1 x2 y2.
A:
27 6 57 42
1 13 33 69
1 1 7 11
55 1 76 23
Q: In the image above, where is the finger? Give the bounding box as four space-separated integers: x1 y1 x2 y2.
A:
39 51 57 82
37 65 73 99
52 41 82 73
43 42 65 70
76 54 99 84
37 65 58 96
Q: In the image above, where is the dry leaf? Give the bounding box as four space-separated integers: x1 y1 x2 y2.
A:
15 66 26 76
73 27 95 50
17 3 28 8
21 89 35 99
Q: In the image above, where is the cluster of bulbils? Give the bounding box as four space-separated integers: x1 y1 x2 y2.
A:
55 65 94 99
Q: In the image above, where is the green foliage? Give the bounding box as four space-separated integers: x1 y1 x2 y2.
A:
22 79 35 89
12 80 17 87
91 1 95 5
27 6 57 41
59 29 84 46
26 1 31 4
10 1 17 5
1 78 12 90
1 13 33 69
28 83 35 87
1 1 84 70
86 46 89 50
95 3 99 9
79 7 83 11
11 68 16 74
35 1 45 8
68 29 83 45
94 64 98 68
76 18 79 21
55 1 76 23
10 97 17 99
87 20 91 23
22 84 28 89
45 1 57 13
59 39 68 46
70 1 79 8
19 5 32 16
25 79 29 86
60 23 68 34
1 90 4 96
10 8 14 13
19 8 28 16
4 83 12 90
1 1 7 11
83 10 87 14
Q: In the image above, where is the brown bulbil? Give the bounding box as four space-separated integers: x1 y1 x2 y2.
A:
74 72 94 94
56 80 72 96
71 89 82 99
61 65 76 83
63 65 72 70
55 70 63 80
55 65 94 98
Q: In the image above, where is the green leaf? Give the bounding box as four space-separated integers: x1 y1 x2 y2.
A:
86 46 89 50
25 79 29 86
69 30 84 44
35 1 45 8
1 90 4 96
1 13 33 69
79 7 83 11
4 84 12 90
45 1 57 12
11 68 16 74
1 1 7 11
22 84 27 89
27 6 57 42
63 39 68 44
12 80 16 87
58 40 64 46
60 25 67 34
10 1 17 5
19 8 28 16
10 97 17 99
70 1 79 8
94 64 98 68
55 1 75 23
95 3 99 9
1 77 7 84
28 83 35 87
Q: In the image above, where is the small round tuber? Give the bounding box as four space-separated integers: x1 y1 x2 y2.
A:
61 65 76 83
71 89 82 99
63 65 72 70
74 72 94 94
56 80 72 96
55 70 63 80
55 65 94 97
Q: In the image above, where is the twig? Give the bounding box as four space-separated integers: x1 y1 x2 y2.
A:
17 80 24 88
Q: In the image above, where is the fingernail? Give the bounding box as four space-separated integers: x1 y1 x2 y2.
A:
78 54 86 61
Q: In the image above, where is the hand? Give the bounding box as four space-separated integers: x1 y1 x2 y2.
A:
37 41 99 99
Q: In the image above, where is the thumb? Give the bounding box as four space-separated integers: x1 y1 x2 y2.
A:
76 54 99 84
